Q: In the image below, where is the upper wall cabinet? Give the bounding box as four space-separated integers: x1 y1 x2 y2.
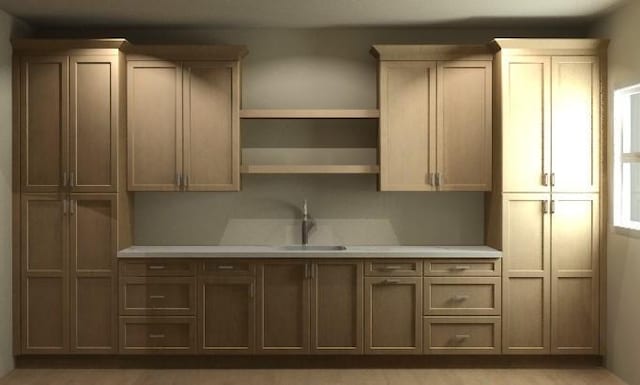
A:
373 45 493 192
20 50 120 193
126 45 246 192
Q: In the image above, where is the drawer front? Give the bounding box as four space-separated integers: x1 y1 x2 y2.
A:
424 259 501 277
120 260 196 277
202 261 255 276
119 317 195 354
424 317 501 354
365 260 422 277
120 277 196 316
424 277 501 316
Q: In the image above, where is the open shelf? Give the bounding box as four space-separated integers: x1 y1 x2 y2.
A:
240 109 380 119
241 164 380 174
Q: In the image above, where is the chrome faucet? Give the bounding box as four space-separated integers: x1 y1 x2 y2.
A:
301 199 316 245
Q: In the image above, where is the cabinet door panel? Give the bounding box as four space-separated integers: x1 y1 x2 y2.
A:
22 195 66 272
379 61 436 191
70 195 116 353
502 56 551 193
183 62 239 191
311 262 363 354
364 277 422 354
127 61 182 191
24 277 67 352
70 56 118 192
551 57 600 193
502 194 551 354
199 276 255 354
551 194 599 354
437 61 492 191
21 56 68 193
257 263 310 354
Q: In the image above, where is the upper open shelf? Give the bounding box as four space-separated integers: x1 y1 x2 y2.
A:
240 109 380 119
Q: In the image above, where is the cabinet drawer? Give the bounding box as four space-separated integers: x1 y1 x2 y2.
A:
202 261 255 276
424 277 501 316
120 277 196 316
120 260 196 277
425 259 501 277
119 317 195 354
424 317 501 354
365 260 422 276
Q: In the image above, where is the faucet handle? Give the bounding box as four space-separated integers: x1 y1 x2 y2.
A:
303 199 308 216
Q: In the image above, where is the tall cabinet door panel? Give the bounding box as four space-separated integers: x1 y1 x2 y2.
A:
69 194 117 353
69 56 118 192
21 194 68 353
257 262 310 354
183 62 240 191
551 57 600 193
127 61 182 191
311 262 363 354
437 60 492 191
502 56 551 193
199 276 255 354
364 277 422 354
502 194 551 354
551 194 599 354
379 61 436 191
21 56 68 193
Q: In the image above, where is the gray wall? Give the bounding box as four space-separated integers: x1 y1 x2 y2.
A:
592 2 640 384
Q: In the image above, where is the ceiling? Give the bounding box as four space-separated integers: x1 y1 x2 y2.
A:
0 0 626 28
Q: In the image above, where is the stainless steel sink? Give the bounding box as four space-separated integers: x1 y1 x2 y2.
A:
278 245 347 251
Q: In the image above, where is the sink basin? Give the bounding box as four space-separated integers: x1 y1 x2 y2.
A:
278 245 347 251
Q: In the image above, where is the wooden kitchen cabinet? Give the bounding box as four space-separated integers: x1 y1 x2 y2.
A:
311 261 363 354
364 276 422 354
199 276 256 354
127 47 245 192
21 54 119 193
374 46 493 192
257 262 310 354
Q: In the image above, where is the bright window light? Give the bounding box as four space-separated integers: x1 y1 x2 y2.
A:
614 83 640 231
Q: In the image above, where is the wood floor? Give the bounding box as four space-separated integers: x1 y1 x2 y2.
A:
0 368 627 385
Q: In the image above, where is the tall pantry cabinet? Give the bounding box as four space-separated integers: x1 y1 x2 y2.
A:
487 39 607 355
13 40 133 354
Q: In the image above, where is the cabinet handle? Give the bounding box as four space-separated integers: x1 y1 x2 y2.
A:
311 264 316 279
542 200 549 214
69 172 75 188
149 295 165 300
542 173 549 186
148 265 166 270
304 264 310 279
217 265 235 270
429 172 436 186
435 173 442 187
185 174 190 188
249 283 255 299
455 334 471 341
148 334 165 339
70 200 75 215
551 200 556 214
452 265 470 271
453 295 470 302
63 199 68 215
551 173 556 187
62 172 68 187
381 279 400 285
176 174 183 188
378 265 403 271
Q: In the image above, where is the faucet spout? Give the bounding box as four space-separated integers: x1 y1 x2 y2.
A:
301 199 315 245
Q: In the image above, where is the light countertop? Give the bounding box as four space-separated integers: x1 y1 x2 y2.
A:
117 245 502 259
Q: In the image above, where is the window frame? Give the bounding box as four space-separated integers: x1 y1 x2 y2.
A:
613 83 640 231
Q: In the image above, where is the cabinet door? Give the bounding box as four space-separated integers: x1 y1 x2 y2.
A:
364 277 422 354
21 56 68 193
69 56 118 193
502 193 551 354
311 262 363 354
127 61 182 191
551 57 600 193
183 62 240 191
21 194 68 353
199 276 255 354
69 194 117 353
551 194 599 354
379 61 436 191
257 262 310 354
502 56 551 193
437 61 492 191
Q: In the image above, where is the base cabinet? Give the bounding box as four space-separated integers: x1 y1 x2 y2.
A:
424 317 501 354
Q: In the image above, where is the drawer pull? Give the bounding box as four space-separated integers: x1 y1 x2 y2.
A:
378 265 403 271
451 265 471 271
148 334 165 339
381 279 400 285
149 295 166 300
455 334 471 341
148 265 166 270
217 265 235 270
453 295 470 302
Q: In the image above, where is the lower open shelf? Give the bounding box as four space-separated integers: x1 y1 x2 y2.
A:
240 164 380 174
